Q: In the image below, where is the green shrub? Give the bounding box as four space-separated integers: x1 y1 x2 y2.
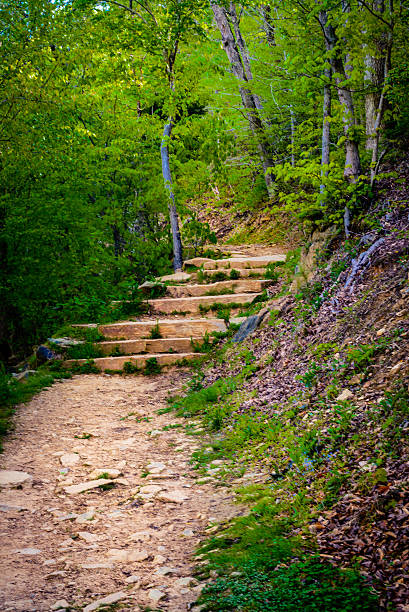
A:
66 342 103 360
144 357 162 375
197 557 378 611
123 361 140 374
69 360 99 374
147 322 162 339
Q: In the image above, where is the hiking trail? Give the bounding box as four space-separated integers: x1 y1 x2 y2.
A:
0 245 286 611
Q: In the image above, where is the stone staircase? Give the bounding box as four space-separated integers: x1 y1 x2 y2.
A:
66 249 286 372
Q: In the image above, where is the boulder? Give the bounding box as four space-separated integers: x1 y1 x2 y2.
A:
48 337 84 348
36 345 59 363
232 308 269 343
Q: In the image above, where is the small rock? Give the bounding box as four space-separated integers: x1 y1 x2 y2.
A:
376 327 387 336
78 532 100 543
388 361 403 377
108 549 149 563
207 468 221 476
147 461 166 472
175 577 196 587
15 548 42 555
125 575 140 584
46 571 67 579
60 453 80 468
80 563 113 570
149 430 163 437
154 566 178 576
83 591 127 612
88 468 121 480
336 389 354 402
182 528 194 537
76 509 95 523
152 554 166 565
148 589 166 603
64 479 113 494
0 470 32 488
57 513 78 522
129 530 153 541
0 503 26 512
157 490 189 504
139 485 162 495
51 600 70 611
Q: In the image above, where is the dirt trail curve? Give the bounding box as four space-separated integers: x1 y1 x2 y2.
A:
0 245 287 611
0 372 238 611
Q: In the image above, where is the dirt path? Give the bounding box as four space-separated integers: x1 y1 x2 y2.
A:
0 371 237 611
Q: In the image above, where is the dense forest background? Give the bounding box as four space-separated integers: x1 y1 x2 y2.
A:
1 0 408 361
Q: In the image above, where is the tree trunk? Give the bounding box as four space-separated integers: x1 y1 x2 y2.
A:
161 119 183 271
228 2 263 111
261 4 275 47
320 66 331 193
318 9 361 184
318 9 361 237
211 1 275 195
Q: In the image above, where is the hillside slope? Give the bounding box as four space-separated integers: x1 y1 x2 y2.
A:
173 199 409 611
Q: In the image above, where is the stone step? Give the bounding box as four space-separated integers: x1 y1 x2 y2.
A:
91 318 227 340
165 279 271 298
65 352 203 372
192 267 268 280
148 292 260 315
97 337 202 356
184 254 285 270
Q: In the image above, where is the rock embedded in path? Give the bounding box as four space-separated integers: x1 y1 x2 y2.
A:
157 489 189 504
78 531 100 543
124 575 140 584
50 599 70 610
148 589 166 603
175 576 196 587
108 548 149 563
182 528 195 537
80 562 114 570
88 468 121 480
59 453 80 468
154 566 179 576
76 508 96 523
0 470 32 488
83 591 127 612
64 478 113 494
15 548 42 555
0 503 27 512
139 484 163 495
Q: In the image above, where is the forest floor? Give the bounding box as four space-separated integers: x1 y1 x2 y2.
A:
0 372 241 611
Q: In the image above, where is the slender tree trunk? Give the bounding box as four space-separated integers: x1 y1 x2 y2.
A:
211 1 275 195
365 53 385 151
318 8 361 236
320 66 332 193
261 4 275 47
161 119 183 271
229 2 263 111
318 10 361 184
290 105 295 166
